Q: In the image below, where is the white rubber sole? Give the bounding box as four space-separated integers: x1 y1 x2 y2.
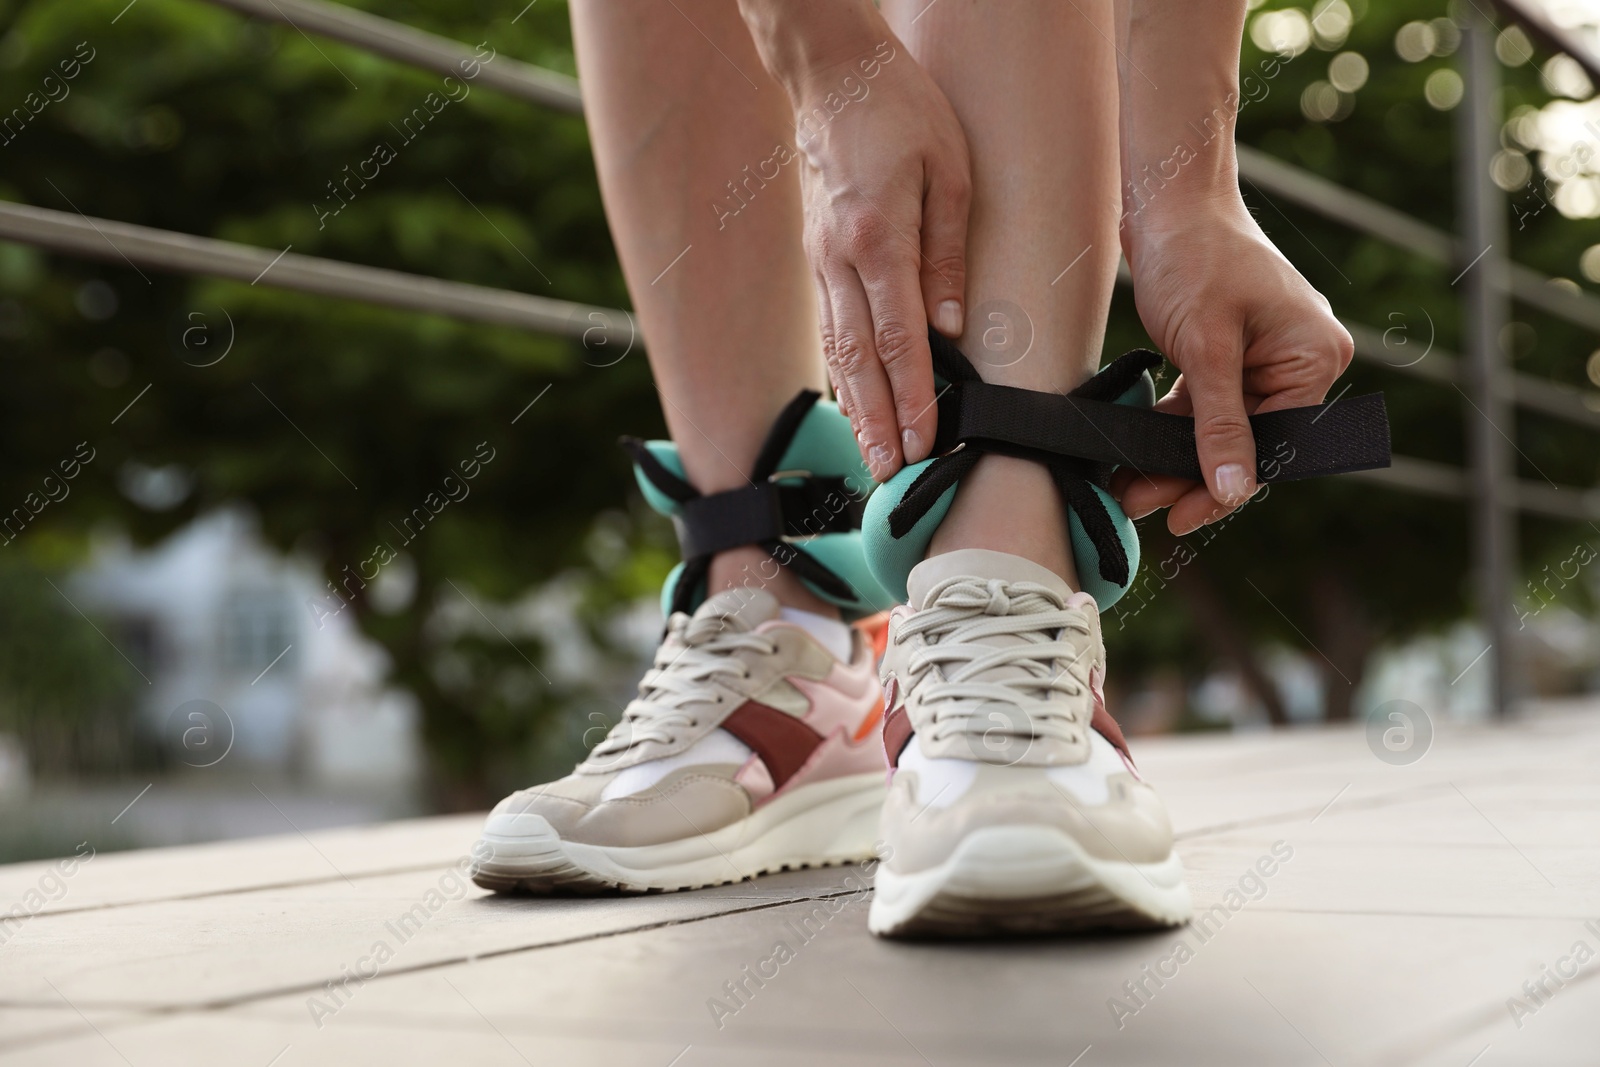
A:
471 772 885 894
868 824 1192 938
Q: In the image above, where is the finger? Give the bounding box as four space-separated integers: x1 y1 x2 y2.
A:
1180 329 1257 508
858 246 938 464
1167 483 1237 536
1150 376 1195 416
919 149 971 339
1166 399 1271 536
1119 376 1268 524
1113 378 1195 517
825 267 901 481
1118 472 1193 520
811 270 850 418
1244 325 1355 415
1172 381 1268 532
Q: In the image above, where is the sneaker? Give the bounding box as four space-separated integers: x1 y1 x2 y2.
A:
472 589 888 893
868 548 1192 937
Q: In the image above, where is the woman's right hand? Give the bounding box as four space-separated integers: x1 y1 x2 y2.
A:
738 4 972 481
794 39 971 481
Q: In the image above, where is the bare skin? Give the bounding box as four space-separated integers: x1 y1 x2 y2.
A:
570 0 838 614
575 0 1351 600
739 0 1125 587
1112 0 1354 534
880 0 1124 585
739 0 1354 572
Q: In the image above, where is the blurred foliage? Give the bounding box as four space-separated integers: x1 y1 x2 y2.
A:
0 547 143 773
0 0 665 803
0 0 1595 797
1101 0 1600 715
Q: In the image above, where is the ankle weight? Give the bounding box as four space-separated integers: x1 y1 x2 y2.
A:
862 328 1391 610
623 389 898 620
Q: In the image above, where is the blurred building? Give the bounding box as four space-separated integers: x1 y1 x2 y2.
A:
72 509 421 790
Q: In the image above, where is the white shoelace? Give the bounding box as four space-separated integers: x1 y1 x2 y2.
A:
898 578 1094 746
585 610 776 761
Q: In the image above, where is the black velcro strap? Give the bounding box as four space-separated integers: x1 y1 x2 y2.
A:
624 388 873 617
671 477 864 561
774 478 868 538
673 484 783 560
934 380 1391 484
889 326 1394 592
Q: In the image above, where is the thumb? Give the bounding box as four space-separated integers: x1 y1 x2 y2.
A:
920 153 970 338
1181 337 1257 507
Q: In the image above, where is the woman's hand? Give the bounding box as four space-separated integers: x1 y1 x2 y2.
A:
736 0 971 482
795 42 971 480
1116 199 1353 535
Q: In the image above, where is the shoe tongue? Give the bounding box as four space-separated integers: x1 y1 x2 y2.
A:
905 549 1091 690
683 587 781 640
907 549 1072 610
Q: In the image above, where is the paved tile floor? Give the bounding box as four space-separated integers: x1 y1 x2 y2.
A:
1 703 1596 1066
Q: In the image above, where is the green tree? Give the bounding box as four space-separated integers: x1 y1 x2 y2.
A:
0 0 1594 814
1103 0 1600 721
0 547 142 774
0 0 670 804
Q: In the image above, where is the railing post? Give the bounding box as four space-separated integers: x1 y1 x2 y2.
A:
1456 4 1519 716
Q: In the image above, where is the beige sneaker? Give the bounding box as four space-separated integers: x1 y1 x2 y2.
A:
869 549 1192 937
472 589 888 893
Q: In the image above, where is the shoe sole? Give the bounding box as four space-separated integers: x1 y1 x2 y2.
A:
471 772 885 894
868 824 1192 938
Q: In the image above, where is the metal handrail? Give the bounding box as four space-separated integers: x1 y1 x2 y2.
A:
204 0 583 112
3 189 1589 521
2 0 1595 716
1343 321 1600 430
1239 146 1600 337
193 0 1600 342
1349 456 1600 523
0 201 631 342
1489 0 1600 86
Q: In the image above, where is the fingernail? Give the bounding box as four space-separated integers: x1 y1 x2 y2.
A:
1126 505 1155 521
935 300 963 337
867 444 895 480
901 427 924 463
1215 463 1253 506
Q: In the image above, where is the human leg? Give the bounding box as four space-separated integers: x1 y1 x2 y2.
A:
570 0 836 613
865 0 1191 936
883 0 1125 588
473 1 891 894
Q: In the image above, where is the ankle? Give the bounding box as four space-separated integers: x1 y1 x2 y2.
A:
705 546 842 619
926 455 1080 589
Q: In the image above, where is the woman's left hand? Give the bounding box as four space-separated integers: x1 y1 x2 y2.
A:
1115 198 1354 535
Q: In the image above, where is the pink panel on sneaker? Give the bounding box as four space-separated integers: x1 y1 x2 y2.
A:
721 701 824 789
758 726 885 807
788 658 877 739
735 753 775 803
881 700 913 770
1088 663 1139 776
